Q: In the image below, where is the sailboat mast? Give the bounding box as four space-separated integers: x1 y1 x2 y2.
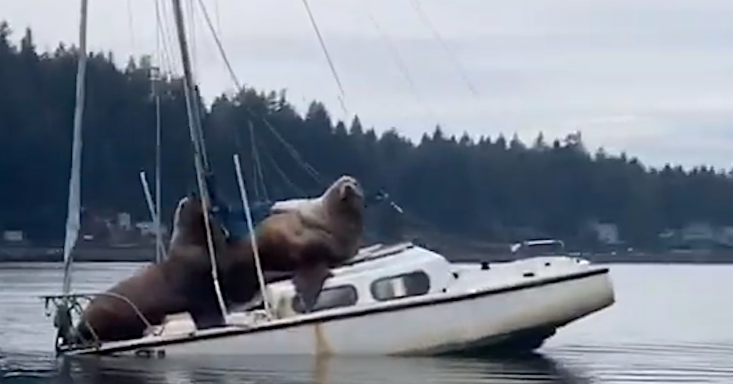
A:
169 0 227 318
192 84 209 170
61 0 89 296
152 66 164 264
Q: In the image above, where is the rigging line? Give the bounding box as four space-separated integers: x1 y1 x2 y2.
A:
213 0 223 39
258 140 308 197
250 143 262 201
232 123 260 200
164 0 184 73
299 0 349 117
127 0 136 52
154 0 175 74
157 0 182 73
259 117 323 183
185 0 209 170
249 120 269 201
153 0 163 69
408 0 481 100
193 0 325 186
186 0 198 80
155 1 179 78
357 0 443 128
153 0 165 264
233 120 263 202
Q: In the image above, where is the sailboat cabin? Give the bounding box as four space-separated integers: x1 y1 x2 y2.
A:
261 243 456 319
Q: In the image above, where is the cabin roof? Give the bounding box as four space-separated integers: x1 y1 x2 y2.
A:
265 242 445 291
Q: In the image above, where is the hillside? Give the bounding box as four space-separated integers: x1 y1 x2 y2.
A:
2 23 733 249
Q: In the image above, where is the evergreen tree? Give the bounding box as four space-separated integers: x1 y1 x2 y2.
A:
1 23 732 250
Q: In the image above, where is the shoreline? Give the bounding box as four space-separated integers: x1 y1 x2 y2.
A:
2 246 733 264
0 246 156 263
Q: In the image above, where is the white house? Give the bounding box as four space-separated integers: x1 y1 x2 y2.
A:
590 222 621 245
135 221 168 237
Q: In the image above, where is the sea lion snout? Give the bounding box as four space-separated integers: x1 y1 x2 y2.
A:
337 176 364 203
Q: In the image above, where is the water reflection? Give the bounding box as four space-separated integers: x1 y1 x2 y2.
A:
5 263 733 383
48 353 588 384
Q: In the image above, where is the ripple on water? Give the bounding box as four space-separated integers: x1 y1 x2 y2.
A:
548 341 733 383
3 263 733 383
7 354 590 384
1 352 60 382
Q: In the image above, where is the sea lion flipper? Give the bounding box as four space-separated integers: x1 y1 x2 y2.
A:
292 262 332 313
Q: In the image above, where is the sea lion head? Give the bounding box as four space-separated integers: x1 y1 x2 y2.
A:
325 175 365 215
317 175 366 258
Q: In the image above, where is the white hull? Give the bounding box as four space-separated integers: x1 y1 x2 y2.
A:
62 244 614 357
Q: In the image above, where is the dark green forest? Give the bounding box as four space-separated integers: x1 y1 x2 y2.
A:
2 23 733 249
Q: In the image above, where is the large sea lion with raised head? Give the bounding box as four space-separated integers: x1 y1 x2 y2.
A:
71 193 258 344
225 175 366 312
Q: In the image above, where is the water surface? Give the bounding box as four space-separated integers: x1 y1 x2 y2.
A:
1 263 732 383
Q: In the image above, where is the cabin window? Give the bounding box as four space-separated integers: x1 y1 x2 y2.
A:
370 270 431 301
291 284 358 314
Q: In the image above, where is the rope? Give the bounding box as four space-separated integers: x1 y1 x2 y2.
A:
234 154 273 319
154 0 181 73
213 0 223 39
126 0 136 52
407 0 481 100
186 0 198 80
248 120 269 201
357 0 443 127
46 291 159 349
299 0 349 117
95 292 155 330
193 0 326 188
257 140 308 196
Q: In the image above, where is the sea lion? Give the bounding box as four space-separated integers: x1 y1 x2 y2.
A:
72 193 255 344
70 175 366 344
226 175 366 312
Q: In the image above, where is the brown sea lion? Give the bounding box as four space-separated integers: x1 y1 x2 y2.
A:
225 175 366 312
72 193 257 344
71 175 366 344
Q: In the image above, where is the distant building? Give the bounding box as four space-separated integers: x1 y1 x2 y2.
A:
717 227 733 247
3 230 24 243
117 212 132 231
135 221 168 237
661 222 733 250
680 222 714 242
590 222 621 245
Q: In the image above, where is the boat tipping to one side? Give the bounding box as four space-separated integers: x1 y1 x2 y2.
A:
47 241 615 357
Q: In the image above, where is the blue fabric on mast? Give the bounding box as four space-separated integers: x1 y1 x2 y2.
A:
204 172 272 242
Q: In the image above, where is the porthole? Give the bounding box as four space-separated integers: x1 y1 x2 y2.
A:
291 284 358 314
370 271 431 301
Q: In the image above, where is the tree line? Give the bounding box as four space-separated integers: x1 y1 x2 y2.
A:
1 23 732 249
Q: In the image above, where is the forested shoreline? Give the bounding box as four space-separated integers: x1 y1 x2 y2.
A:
2 23 733 249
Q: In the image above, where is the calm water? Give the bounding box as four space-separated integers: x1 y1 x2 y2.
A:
1 263 733 383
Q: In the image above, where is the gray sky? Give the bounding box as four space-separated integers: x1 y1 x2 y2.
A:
4 0 733 169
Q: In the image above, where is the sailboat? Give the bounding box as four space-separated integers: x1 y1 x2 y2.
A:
43 0 615 357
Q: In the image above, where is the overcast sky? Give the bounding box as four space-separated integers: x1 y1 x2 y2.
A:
3 0 733 169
